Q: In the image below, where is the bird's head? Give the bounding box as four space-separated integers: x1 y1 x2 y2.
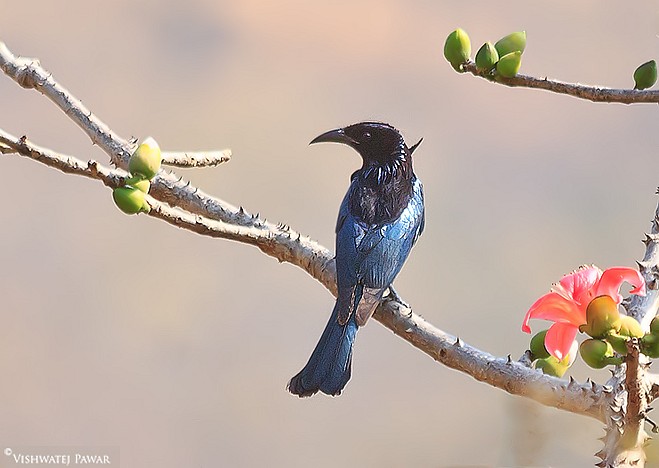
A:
310 122 421 164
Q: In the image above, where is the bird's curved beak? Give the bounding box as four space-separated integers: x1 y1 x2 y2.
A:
309 128 358 146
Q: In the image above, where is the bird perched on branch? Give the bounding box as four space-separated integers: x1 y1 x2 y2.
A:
288 122 425 397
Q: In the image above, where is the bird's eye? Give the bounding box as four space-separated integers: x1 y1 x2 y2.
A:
363 132 371 141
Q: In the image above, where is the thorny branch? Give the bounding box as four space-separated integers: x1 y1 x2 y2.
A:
596 341 654 467
3 41 659 466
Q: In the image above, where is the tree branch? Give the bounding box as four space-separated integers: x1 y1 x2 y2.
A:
598 341 652 467
0 130 123 188
460 62 659 105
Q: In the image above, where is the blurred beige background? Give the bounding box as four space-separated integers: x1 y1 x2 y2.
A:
2 1 659 466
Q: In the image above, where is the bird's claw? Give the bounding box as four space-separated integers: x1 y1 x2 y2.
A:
387 285 411 310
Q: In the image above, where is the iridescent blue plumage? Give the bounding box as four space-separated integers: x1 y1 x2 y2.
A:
288 122 424 397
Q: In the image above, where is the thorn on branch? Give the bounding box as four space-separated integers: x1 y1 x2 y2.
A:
644 416 659 433
87 160 98 176
642 233 656 246
15 61 38 89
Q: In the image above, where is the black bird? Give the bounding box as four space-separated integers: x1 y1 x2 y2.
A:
288 122 425 397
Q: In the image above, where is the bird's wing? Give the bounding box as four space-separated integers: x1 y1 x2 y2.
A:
335 179 425 326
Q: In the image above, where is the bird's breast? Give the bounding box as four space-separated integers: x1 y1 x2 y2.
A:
348 171 416 226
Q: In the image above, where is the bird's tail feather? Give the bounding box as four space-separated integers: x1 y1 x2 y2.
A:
288 303 358 397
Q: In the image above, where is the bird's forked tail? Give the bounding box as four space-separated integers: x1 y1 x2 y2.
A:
288 303 358 397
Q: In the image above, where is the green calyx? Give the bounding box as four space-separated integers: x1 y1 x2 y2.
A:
633 60 657 90
579 295 622 338
642 334 659 358
534 355 569 378
605 317 642 355
444 28 471 72
618 315 643 338
579 338 622 369
650 316 659 335
475 42 499 72
529 329 551 360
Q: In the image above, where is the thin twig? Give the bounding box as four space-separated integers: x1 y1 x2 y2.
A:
461 62 659 105
161 150 232 168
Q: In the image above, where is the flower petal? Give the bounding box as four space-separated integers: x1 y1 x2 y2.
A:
595 267 646 303
545 322 579 360
557 265 601 302
565 339 579 367
522 291 585 333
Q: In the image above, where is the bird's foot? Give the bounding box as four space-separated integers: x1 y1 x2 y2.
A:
387 285 411 310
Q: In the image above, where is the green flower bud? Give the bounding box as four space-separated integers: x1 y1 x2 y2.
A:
129 137 162 180
496 51 522 78
494 31 527 57
529 329 551 360
475 42 499 72
534 356 569 378
113 186 150 214
580 338 622 369
650 316 659 335
579 295 622 338
641 334 659 358
444 28 471 72
633 60 657 90
618 315 644 338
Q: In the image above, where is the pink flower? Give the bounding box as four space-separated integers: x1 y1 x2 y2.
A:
522 265 645 360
